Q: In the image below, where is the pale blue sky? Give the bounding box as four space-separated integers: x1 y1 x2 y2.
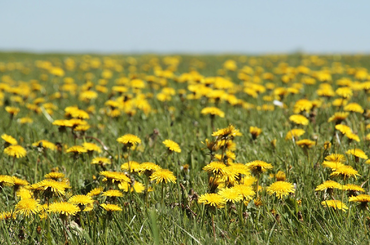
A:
0 1 369 54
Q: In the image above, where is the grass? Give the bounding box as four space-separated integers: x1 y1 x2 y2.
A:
0 52 370 244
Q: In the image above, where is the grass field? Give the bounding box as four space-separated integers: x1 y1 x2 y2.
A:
0 52 370 244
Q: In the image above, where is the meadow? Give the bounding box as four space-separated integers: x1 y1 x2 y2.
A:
0 52 370 244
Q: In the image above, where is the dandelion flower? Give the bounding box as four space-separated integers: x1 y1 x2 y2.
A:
246 160 273 174
212 125 242 140
342 184 365 193
4 145 27 158
66 145 87 154
296 139 315 148
335 124 352 135
322 161 345 170
48 202 80 216
232 184 255 200
325 154 346 162
118 181 145 193
218 188 243 203
289 115 309 125
0 175 14 187
1 134 17 145
198 193 226 208
203 161 227 175
349 194 370 204
15 198 40 217
266 181 295 199
82 142 102 153
344 103 364 113
91 157 111 166
87 187 104 197
162 139 181 153
101 204 122 212
315 180 343 191
32 140 57 151
249 126 262 140
321 200 348 211
285 129 305 140
68 195 94 211
150 169 176 184
201 107 225 118
346 149 368 160
328 112 349 123
121 161 141 173
117 134 141 147
44 172 65 180
99 171 130 183
330 165 360 180
102 190 123 197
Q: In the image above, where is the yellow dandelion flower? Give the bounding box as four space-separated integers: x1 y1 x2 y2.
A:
289 115 309 125
335 124 352 135
349 194 370 203
249 126 262 140
44 172 65 180
1 134 17 145
322 161 345 170
296 139 315 148
66 145 87 154
293 99 312 113
68 195 94 211
16 187 33 200
246 160 273 173
5 106 20 116
201 107 225 118
4 145 27 158
82 142 102 153
0 212 16 221
0 175 14 187
118 181 145 193
117 134 141 147
102 190 123 197
315 180 343 191
212 125 242 140
330 165 360 180
198 193 226 208
121 161 141 173
325 154 346 162
342 184 365 193
162 139 181 153
321 200 348 211
100 171 131 183
32 140 57 150
345 131 360 142
218 188 243 203
139 162 162 173
275 171 286 181
203 161 227 175
18 117 33 124
232 184 255 200
101 204 122 212
12 176 29 187
150 169 176 184
285 129 305 140
328 112 349 123
266 181 295 199
87 187 104 197
31 179 71 196
91 157 111 166
344 103 364 113
15 198 40 217
346 149 368 160
48 202 80 216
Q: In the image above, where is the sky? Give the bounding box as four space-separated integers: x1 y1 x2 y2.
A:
0 0 369 54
